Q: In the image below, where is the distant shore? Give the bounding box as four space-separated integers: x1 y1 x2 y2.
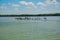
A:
0 13 60 17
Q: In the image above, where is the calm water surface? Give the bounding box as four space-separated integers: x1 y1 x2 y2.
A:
0 16 60 40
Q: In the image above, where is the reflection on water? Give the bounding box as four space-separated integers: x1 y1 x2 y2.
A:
0 16 60 40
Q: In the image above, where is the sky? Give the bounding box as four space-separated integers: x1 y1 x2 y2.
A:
0 0 60 15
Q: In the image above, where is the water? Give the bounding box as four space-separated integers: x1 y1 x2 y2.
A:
0 16 60 40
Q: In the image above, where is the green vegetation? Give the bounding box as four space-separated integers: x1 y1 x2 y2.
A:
0 13 60 17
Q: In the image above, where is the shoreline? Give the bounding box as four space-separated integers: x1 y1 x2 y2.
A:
0 13 60 17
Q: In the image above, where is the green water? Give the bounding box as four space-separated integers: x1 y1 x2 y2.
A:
0 17 60 40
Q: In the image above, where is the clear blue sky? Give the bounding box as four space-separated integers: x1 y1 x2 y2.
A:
0 0 60 14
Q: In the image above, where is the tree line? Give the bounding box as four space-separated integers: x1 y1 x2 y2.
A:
0 13 60 17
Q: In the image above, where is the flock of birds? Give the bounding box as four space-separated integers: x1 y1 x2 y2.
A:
15 17 47 20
